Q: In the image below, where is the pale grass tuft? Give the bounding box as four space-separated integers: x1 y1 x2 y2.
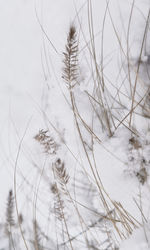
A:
34 129 58 155
5 190 15 235
62 24 79 88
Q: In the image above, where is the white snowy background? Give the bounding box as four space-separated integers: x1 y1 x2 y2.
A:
0 0 150 249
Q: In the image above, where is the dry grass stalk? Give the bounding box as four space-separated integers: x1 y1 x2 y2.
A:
53 159 69 194
33 220 42 250
51 160 73 249
51 161 66 220
62 25 79 88
62 24 141 242
5 190 15 235
5 190 16 250
52 159 69 219
54 188 65 221
34 129 58 155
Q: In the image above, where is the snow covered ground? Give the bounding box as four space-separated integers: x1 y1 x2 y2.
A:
0 0 150 249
